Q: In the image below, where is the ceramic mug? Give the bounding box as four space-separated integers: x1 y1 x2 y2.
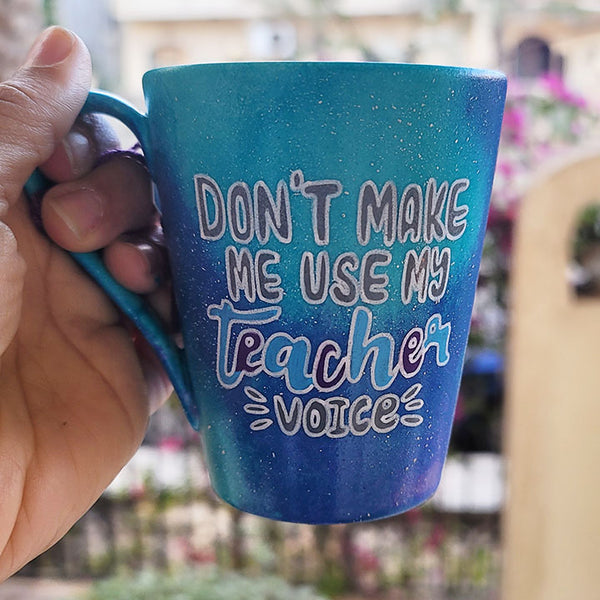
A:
26 62 506 523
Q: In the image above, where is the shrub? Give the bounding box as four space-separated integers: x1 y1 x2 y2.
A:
84 567 328 600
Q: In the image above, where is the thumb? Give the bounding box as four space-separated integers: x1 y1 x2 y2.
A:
0 27 90 358
0 26 92 209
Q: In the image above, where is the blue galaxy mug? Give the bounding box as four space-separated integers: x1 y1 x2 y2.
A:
26 62 506 523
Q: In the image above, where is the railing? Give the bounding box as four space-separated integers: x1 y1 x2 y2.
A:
20 441 502 598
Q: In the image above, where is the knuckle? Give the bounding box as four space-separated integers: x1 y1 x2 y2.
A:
0 80 37 111
0 78 62 202
0 222 26 356
0 80 42 130
0 79 57 156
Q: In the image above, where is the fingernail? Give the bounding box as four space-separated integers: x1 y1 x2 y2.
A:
131 242 162 285
62 129 93 177
118 234 167 283
25 26 76 68
46 189 104 241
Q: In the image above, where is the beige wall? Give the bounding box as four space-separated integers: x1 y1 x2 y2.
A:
503 151 600 600
554 31 600 99
110 0 600 108
118 20 252 99
115 11 494 103
0 0 43 79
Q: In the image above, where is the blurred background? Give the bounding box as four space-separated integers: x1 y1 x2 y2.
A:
2 1 600 599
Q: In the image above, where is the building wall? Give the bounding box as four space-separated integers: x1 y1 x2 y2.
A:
501 7 600 98
111 4 494 103
0 0 43 79
69 2 600 111
55 0 120 88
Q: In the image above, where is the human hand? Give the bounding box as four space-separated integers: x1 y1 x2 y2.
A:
0 27 172 579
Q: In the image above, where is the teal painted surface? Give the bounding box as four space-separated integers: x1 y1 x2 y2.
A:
30 62 506 523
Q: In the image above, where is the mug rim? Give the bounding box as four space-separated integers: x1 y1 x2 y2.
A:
143 60 506 83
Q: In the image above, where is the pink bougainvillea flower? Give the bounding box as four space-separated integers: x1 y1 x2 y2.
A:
541 72 587 108
159 436 185 451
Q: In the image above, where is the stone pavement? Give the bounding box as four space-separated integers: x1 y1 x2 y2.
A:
0 578 90 600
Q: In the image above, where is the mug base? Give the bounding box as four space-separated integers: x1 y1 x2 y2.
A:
211 482 440 525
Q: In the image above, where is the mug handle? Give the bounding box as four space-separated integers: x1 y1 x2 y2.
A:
24 91 200 430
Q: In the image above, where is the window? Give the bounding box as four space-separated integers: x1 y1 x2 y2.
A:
513 36 563 79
